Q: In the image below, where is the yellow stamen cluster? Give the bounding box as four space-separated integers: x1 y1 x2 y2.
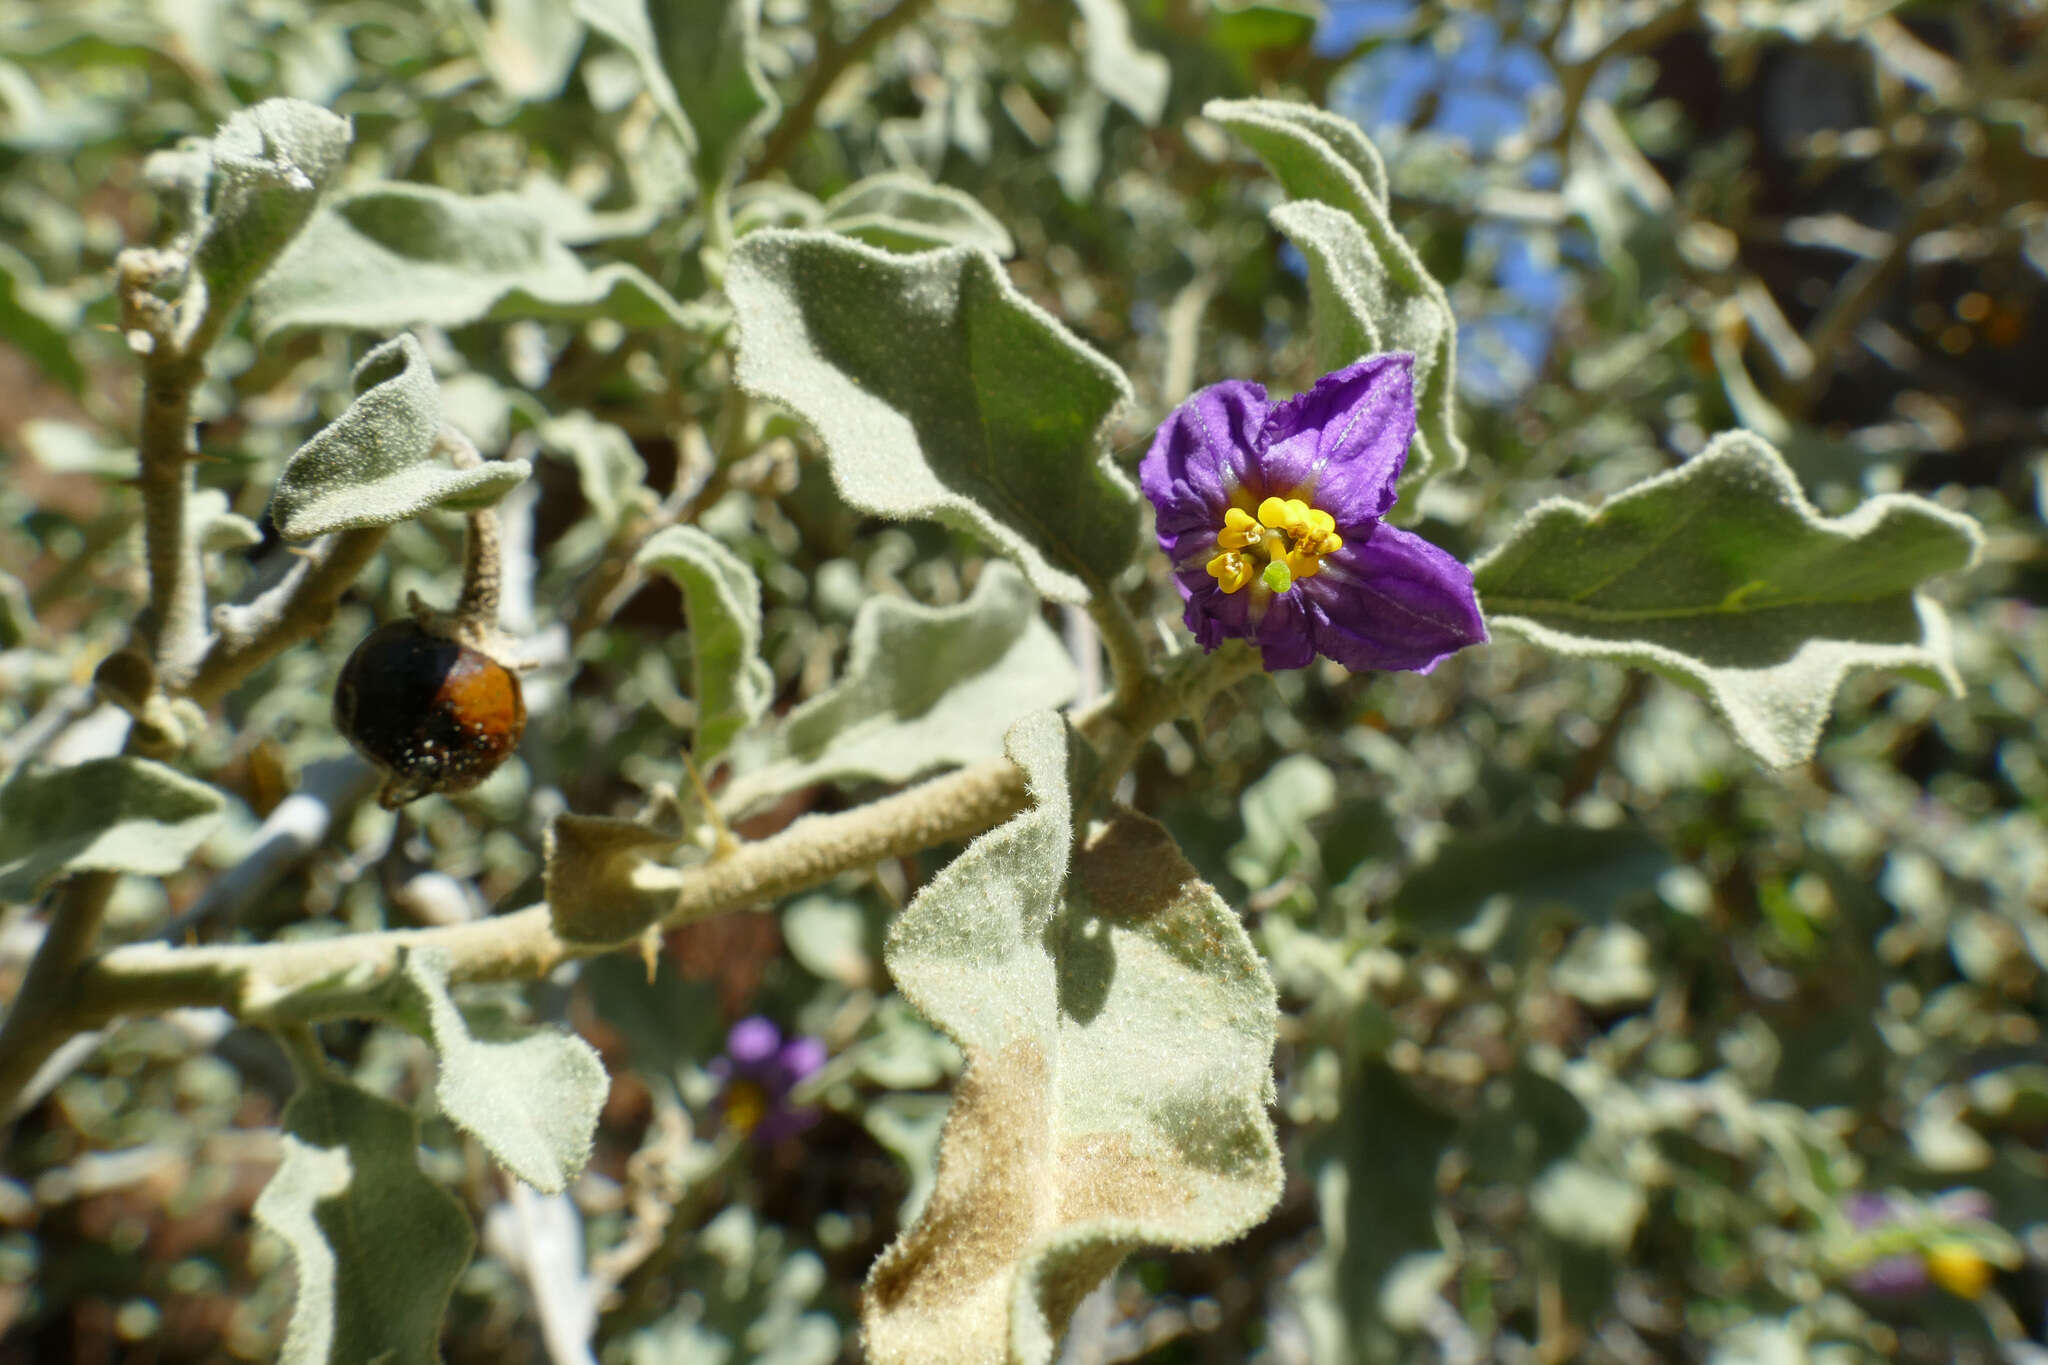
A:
1206 496 1343 595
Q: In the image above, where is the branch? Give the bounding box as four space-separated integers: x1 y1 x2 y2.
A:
182 527 387 709
752 0 936 178
58 752 1032 1033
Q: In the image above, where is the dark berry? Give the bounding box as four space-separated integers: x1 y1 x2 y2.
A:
333 621 526 808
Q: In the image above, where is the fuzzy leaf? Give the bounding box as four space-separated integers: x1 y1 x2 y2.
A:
574 0 777 186
0 757 225 902
190 99 352 325
253 184 709 338
636 526 775 766
727 230 1138 605
253 1061 474 1365
1473 431 1984 767
865 713 1281 1365
268 335 530 540
403 949 607 1194
718 563 1078 816
545 792 686 947
1204 98 1464 489
1073 0 1169 123
820 173 1015 256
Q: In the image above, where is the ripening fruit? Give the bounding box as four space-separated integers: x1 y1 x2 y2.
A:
333 620 526 808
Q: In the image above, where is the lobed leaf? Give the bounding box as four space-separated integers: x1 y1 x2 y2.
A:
820 172 1015 256
1203 98 1464 490
727 230 1137 604
719 563 1077 816
253 1059 474 1365
252 184 708 338
574 0 777 187
0 757 225 902
403 949 608 1194
636 526 776 766
268 334 530 540
190 99 352 329
1473 431 1984 767
865 713 1281 1364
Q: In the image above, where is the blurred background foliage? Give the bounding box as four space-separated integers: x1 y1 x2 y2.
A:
0 0 2044 1361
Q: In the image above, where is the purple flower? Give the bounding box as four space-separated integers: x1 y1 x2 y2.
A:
1842 1189 2000 1300
708 1017 827 1144
1139 353 1486 672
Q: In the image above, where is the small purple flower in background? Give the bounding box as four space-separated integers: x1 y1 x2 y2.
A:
709 1016 827 1144
1843 1189 1999 1301
1139 353 1487 673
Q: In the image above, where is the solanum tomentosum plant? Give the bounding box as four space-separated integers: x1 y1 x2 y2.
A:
1 3 2029 1362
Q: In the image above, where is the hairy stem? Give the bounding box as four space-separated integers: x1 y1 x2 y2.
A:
184 527 387 709
0 873 116 1118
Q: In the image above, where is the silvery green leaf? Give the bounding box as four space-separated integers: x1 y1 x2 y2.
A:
636 526 775 766
191 99 352 329
1389 820 1673 947
1473 431 1984 767
718 563 1078 816
268 335 530 540
727 230 1137 604
0 757 225 902
253 185 711 338
1530 1160 1647 1251
1073 0 1169 123
573 0 777 187
1332 1063 1459 1354
475 0 584 101
1227 754 1336 890
866 714 1280 1364
253 1060 474 1365
538 411 653 532
545 791 686 947
0 245 82 392
1204 98 1464 490
403 949 607 1194
820 173 1014 256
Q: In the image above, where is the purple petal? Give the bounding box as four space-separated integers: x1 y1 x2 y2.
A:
1256 354 1415 532
1932 1189 1995 1223
776 1035 829 1086
725 1016 781 1068
1846 1193 1898 1230
1178 572 1254 652
1140 380 1269 555
1304 522 1487 673
1850 1253 1930 1299
752 1102 823 1146
1254 592 1317 671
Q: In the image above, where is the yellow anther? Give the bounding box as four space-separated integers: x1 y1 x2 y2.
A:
1217 507 1261 550
1219 495 1342 595
1926 1243 1993 1299
1283 547 1324 581
1206 551 1255 594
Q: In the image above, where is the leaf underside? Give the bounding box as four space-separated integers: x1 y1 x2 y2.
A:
865 713 1281 1365
1473 430 1983 767
1204 97 1465 493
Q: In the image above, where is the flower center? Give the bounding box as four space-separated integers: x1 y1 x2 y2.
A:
1206 497 1343 595
723 1079 769 1136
